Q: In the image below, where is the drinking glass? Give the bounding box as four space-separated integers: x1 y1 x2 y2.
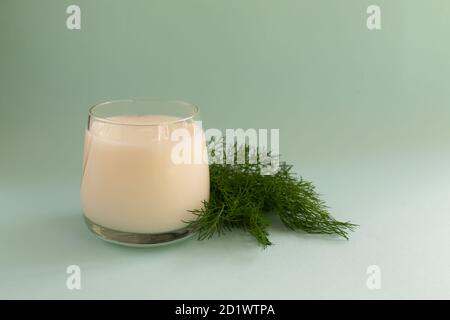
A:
81 100 209 246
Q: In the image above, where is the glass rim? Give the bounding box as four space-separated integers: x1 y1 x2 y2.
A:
88 99 199 126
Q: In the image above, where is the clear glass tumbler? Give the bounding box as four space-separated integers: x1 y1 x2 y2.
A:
81 100 209 246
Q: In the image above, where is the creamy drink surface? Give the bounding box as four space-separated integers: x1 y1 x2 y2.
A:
81 115 210 233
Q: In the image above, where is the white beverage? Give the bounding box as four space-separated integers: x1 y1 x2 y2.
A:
81 115 209 234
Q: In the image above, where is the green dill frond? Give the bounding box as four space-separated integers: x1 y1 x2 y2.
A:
186 140 357 247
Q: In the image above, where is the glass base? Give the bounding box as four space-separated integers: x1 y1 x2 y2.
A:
83 216 194 247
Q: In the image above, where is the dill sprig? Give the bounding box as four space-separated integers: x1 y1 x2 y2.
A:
186 140 356 247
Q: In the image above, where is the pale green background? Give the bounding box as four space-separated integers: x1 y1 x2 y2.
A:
1 0 449 299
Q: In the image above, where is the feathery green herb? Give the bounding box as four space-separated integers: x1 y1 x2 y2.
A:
186 140 356 247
